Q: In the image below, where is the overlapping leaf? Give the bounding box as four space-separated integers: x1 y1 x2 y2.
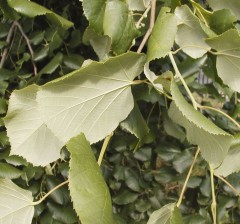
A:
4 85 64 166
206 29 240 93
147 7 177 61
215 133 240 177
67 134 114 224
0 178 34 224
38 52 145 144
7 0 73 29
168 81 232 167
147 203 183 224
103 0 139 54
207 0 240 20
175 5 210 58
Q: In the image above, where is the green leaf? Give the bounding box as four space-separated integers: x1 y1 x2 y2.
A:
47 202 78 224
147 7 177 61
147 203 183 224
4 85 64 166
38 52 145 144
38 53 63 75
120 102 149 140
7 0 73 29
0 163 23 179
0 178 34 224
103 0 139 54
206 29 240 93
175 5 210 58
0 0 19 19
82 0 107 34
67 133 114 224
126 0 146 11
168 81 232 167
0 98 7 114
63 54 84 70
215 134 240 177
207 0 240 20
113 190 138 205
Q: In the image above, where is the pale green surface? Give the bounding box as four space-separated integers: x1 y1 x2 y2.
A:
206 29 240 93
0 178 34 224
103 1 139 54
147 203 183 224
175 5 210 58
67 134 114 224
168 81 232 167
38 52 145 144
147 7 177 61
7 0 73 29
207 0 240 20
4 85 64 166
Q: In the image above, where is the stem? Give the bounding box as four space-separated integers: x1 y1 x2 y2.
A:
198 104 240 130
32 180 69 206
215 174 239 196
0 22 16 68
97 132 113 166
136 4 151 29
177 147 200 207
137 0 156 53
168 52 198 110
210 164 217 224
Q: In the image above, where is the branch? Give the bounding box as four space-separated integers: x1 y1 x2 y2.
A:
137 0 156 53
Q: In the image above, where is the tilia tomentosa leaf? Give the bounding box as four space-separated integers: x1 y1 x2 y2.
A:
168 80 232 167
4 52 145 166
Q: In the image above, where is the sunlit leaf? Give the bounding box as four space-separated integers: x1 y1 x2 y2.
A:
4 85 64 166
206 29 240 93
38 52 146 144
168 81 232 167
0 178 34 224
7 0 73 29
67 133 114 224
147 203 183 224
147 7 177 61
175 5 210 58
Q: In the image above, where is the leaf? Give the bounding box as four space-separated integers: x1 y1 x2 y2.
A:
206 29 240 93
38 52 146 144
147 203 183 224
215 133 240 177
120 102 149 140
0 0 19 19
168 80 232 167
4 85 64 166
7 0 73 29
147 7 177 61
82 0 107 34
206 0 240 20
63 54 84 70
126 0 146 11
0 163 23 179
103 0 140 54
0 178 34 224
38 53 63 75
174 5 210 58
67 133 114 224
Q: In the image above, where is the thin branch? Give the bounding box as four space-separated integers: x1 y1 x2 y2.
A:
98 132 113 166
32 180 69 206
137 0 156 53
215 174 240 196
169 52 198 110
136 4 151 29
210 164 217 224
177 147 200 207
14 21 38 76
0 22 16 68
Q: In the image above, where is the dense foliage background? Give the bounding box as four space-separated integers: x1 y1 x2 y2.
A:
0 0 240 223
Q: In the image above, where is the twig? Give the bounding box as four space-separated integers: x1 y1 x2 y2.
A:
215 174 240 196
97 132 113 166
136 4 151 29
210 164 217 224
14 21 38 76
0 22 16 68
176 147 200 207
32 180 69 206
137 0 156 53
